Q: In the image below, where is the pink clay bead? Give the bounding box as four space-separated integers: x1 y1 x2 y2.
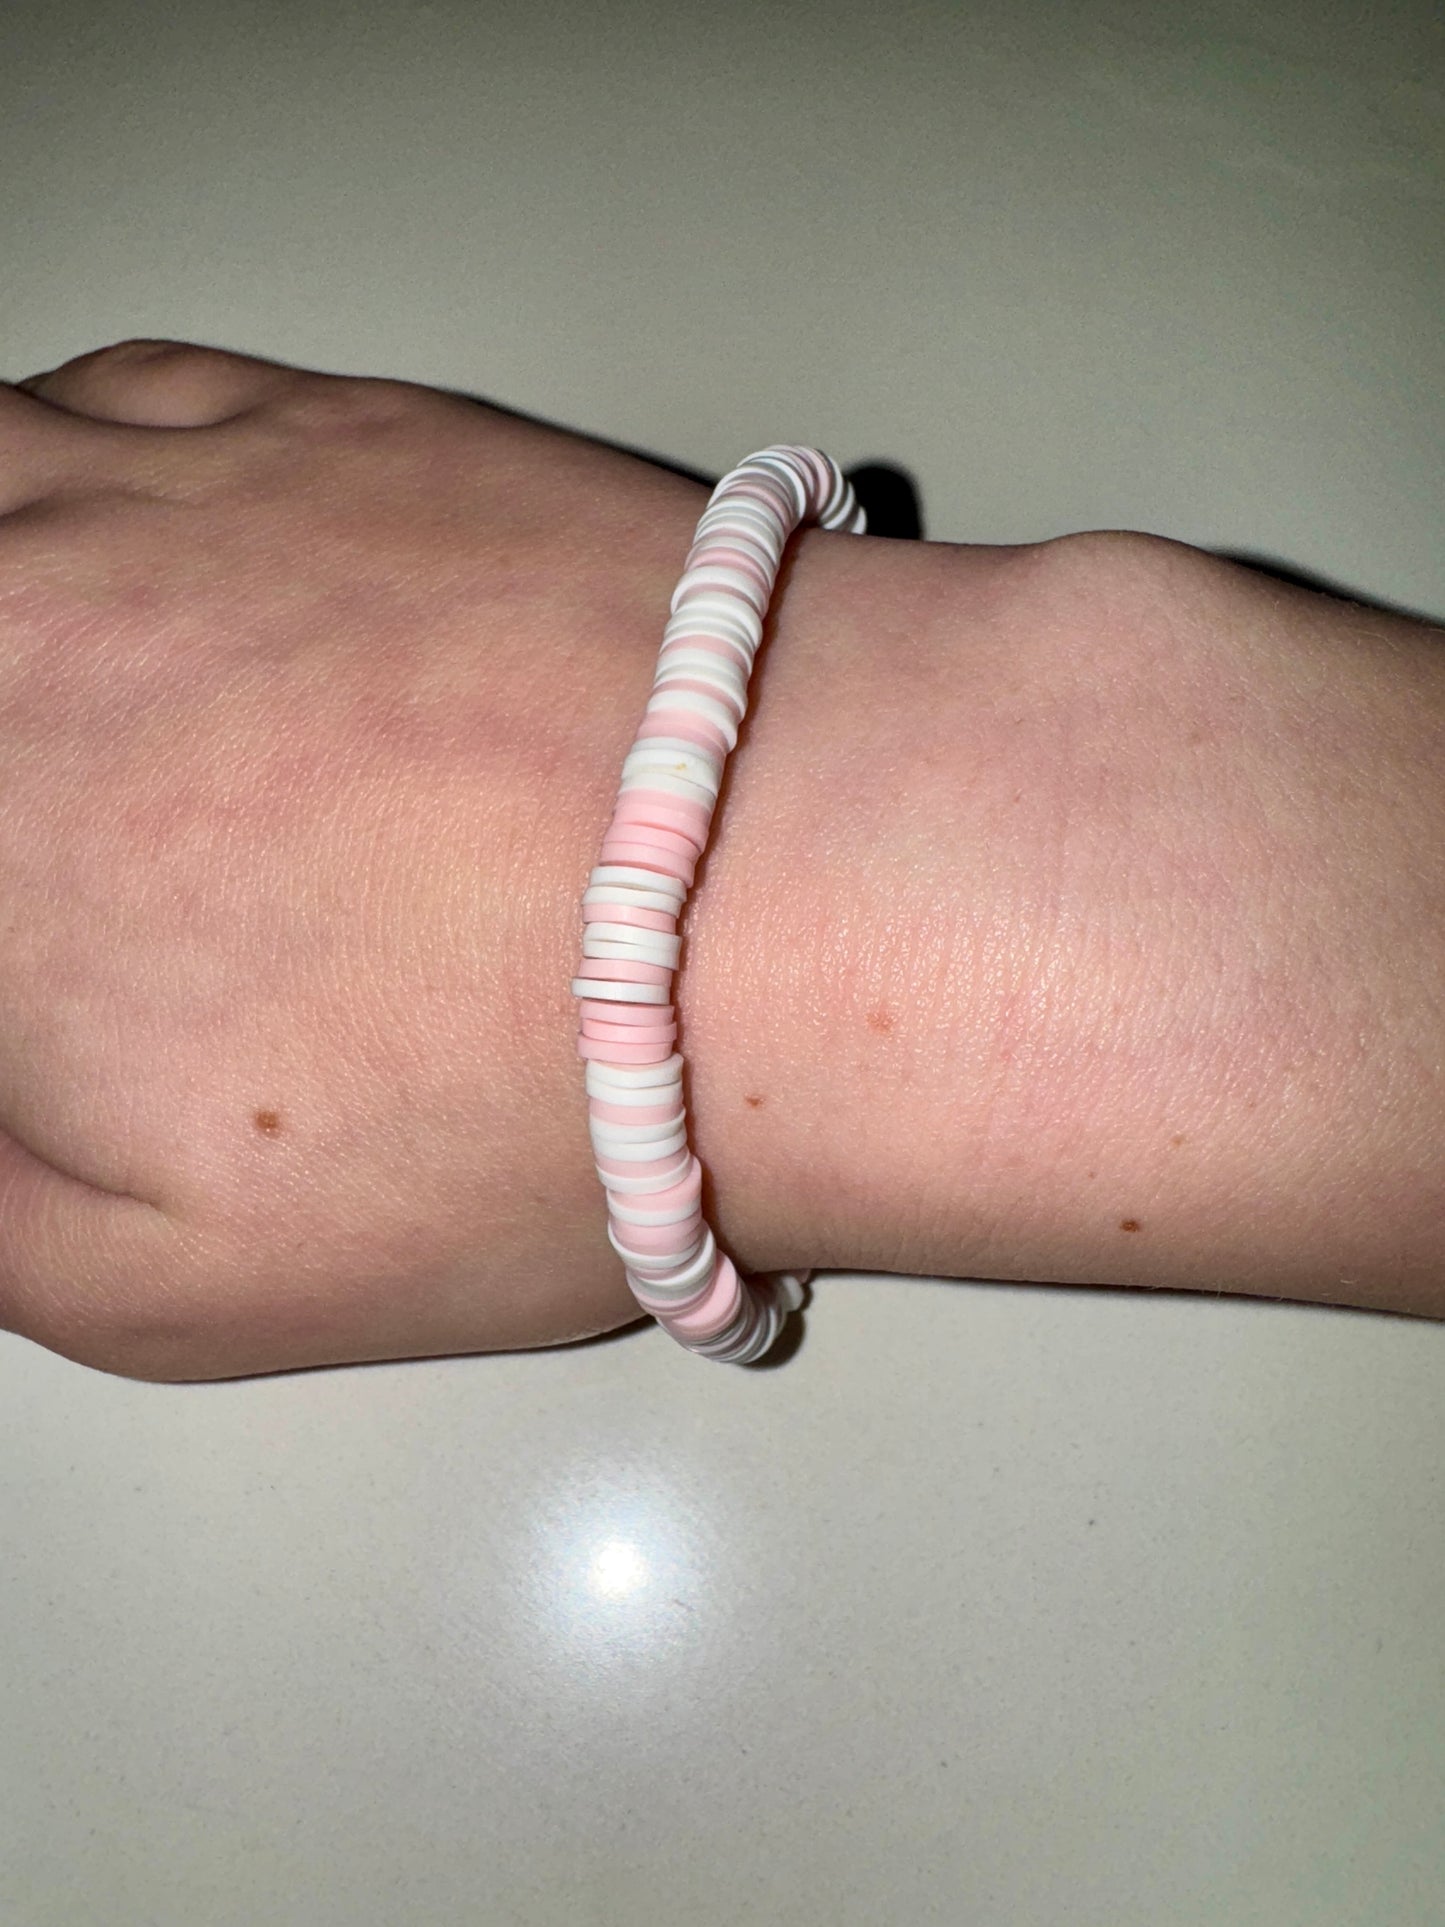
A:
608 809 705 847
607 1158 701 1213
641 709 731 760
608 1210 703 1256
575 957 672 986
660 631 751 658
684 545 772 597
727 479 795 521
598 845 697 886
582 902 677 933
581 1006 677 1031
582 1028 677 1053
577 1034 675 1064
635 713 731 755
582 1025 678 1052
589 1098 683 1126
576 999 675 1026
649 1254 743 1339
614 789 711 844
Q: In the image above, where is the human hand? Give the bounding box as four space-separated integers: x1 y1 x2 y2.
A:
0 339 709 1377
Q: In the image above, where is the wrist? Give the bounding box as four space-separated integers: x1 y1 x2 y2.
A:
503 479 1445 1346
508 509 995 1319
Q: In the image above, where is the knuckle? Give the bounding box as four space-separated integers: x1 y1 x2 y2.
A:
88 336 200 367
273 372 443 434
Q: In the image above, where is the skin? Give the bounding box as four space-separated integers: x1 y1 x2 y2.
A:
0 339 1440 1381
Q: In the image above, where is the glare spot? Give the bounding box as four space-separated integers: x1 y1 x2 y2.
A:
589 1538 650 1599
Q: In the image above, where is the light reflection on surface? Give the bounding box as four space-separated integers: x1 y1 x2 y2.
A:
519 1467 721 1711
588 1537 650 1600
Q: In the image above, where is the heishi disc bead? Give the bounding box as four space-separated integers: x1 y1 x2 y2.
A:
656 639 751 686
619 1221 715 1287
618 760 719 809
744 456 808 518
686 527 778 571
581 902 678 932
588 863 687 897
593 1119 686 1155
616 778 713 821
593 1134 689 1168
588 1086 684 1119
585 1057 682 1093
651 663 747 714
581 1023 678 1050
641 695 735 756
657 632 753 672
690 1297 770 1364
613 789 712 844
606 1159 702 1223
720 477 799 526
669 585 765 639
582 929 682 968
580 1008 677 1034
571 978 670 1006
682 1292 754 1356
622 736 723 787
588 1107 686 1143
662 601 760 652
636 1252 741 1336
607 1217 704 1270
594 1122 687 1159
595 1154 690 1194
670 563 769 617
606 1210 703 1256
656 1252 744 1341
573 957 673 985
581 1017 678 1048
620 1225 716 1287
635 721 732 767
597 828 699 872
588 1096 685 1127
598 844 698 885
582 918 683 947
585 1052 684 1087
576 1034 676 1064
682 545 774 597
623 1259 717 1307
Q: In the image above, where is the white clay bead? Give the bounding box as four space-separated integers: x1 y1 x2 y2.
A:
570 977 671 1004
585 1051 685 1089
582 926 683 967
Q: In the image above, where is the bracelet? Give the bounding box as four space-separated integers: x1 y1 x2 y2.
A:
571 446 866 1363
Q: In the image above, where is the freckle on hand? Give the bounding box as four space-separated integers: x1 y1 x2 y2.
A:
744 1094 765 1109
1119 1218 1141 1233
254 1110 283 1136
866 1006 893 1035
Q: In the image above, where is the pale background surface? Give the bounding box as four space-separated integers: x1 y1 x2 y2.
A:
2 2 1443 1922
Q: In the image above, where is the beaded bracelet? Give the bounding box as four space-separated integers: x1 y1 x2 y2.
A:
571 446 866 1363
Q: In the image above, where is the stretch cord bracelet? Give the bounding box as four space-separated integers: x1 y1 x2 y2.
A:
571 446 866 1364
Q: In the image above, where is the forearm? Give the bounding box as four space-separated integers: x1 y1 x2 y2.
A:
8 341 1432 1384
512 519 1445 1341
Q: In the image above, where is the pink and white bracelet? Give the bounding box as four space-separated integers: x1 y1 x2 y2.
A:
571 446 865 1364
